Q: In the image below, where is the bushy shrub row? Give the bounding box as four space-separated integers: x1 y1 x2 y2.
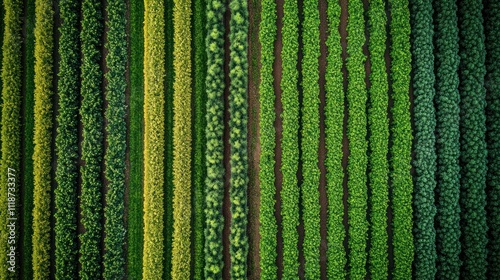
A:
367 0 389 278
325 0 345 278
346 0 368 278
142 0 166 277
0 0 22 276
103 0 127 277
31 0 54 278
204 0 225 277
433 0 461 278
388 0 413 278
54 0 80 277
410 0 437 277
258 0 277 277
172 0 192 278
457 0 488 278
280 0 300 277
484 0 500 278
229 0 249 277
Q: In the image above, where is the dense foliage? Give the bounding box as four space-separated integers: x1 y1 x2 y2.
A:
346 0 368 278
484 0 500 278
172 0 192 277
388 0 413 278
142 0 166 277
229 0 249 277
457 0 488 278
31 0 54 277
367 0 389 278
301 0 321 278
0 0 22 276
204 0 225 277
103 0 127 276
281 0 300 277
258 0 277 277
54 0 80 277
410 0 437 277
433 0 461 278
324 0 345 278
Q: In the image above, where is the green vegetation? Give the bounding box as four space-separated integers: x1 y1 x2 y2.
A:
31 0 54 277
103 0 127 276
54 0 80 277
142 0 166 277
433 0 461 278
485 0 500 278
458 0 488 278
229 0 249 277
388 0 413 278
172 0 192 277
410 0 437 277
203 0 226 277
346 0 368 278
324 0 345 278
258 0 277 277
367 0 389 278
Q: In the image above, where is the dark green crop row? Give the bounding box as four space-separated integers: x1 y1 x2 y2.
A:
103 0 127 276
204 0 225 277
346 0 368 278
281 0 300 277
458 0 488 278
55 0 80 277
258 0 277 277
433 0 461 278
367 0 389 278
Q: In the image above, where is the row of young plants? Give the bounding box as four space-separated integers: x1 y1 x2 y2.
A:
204 0 226 277
389 0 413 278
258 0 277 277
324 0 345 278
301 0 321 277
172 0 192 277
103 0 127 276
346 0 368 278
433 0 461 278
0 0 22 277
367 0 389 278
142 0 166 277
229 0 249 277
457 0 488 278
31 0 54 277
79 0 104 277
55 0 80 277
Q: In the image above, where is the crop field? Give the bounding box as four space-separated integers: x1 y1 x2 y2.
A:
1 0 500 279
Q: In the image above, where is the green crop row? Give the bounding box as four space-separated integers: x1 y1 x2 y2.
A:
229 0 249 277
142 0 166 277
433 0 461 278
410 0 437 277
0 0 22 277
172 0 192 278
301 0 321 278
204 0 225 277
31 0 54 277
79 0 104 277
258 0 277 277
281 0 300 277
457 0 488 278
485 0 500 278
346 0 368 278
367 0 389 278
55 0 80 277
103 0 127 277
324 0 345 278
388 0 413 278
